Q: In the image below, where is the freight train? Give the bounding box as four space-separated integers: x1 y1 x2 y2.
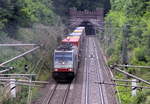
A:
52 27 85 82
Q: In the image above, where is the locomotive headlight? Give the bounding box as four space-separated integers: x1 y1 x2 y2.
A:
54 69 58 71
68 68 73 71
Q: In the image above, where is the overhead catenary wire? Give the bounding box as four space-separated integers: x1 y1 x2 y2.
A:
0 46 40 67
95 82 150 89
0 44 46 102
117 64 150 69
0 74 36 76
0 81 40 87
0 79 48 84
0 76 29 79
113 67 150 86
0 44 38 47
0 68 14 74
0 44 44 101
31 55 43 74
112 78 140 83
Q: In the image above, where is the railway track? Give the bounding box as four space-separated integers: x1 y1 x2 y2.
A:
93 37 108 104
82 36 108 104
34 36 116 104
41 83 71 104
95 37 117 104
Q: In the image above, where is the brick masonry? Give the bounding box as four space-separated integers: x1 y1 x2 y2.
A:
69 8 104 30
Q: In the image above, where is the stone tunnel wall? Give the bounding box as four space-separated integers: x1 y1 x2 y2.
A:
69 8 104 28
69 8 103 19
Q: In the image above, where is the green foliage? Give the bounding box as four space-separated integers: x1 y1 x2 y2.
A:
106 47 114 57
118 86 133 104
0 23 65 103
105 0 150 65
132 47 147 63
0 0 56 31
107 54 120 65
2 86 29 104
104 0 150 104
131 90 150 104
0 0 65 103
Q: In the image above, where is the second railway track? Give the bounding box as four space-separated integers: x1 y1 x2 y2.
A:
82 36 108 104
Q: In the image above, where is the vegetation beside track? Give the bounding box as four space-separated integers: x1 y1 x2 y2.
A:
0 0 65 103
99 0 150 104
0 0 104 103
0 25 64 104
3 0 150 103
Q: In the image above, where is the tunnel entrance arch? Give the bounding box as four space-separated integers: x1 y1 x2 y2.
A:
80 21 96 35
69 8 104 34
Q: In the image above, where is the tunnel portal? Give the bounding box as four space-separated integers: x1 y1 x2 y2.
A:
69 8 103 35
80 21 96 35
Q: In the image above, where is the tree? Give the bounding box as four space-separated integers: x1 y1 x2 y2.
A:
0 0 56 37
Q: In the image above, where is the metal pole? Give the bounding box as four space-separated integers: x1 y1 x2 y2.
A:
0 44 38 47
0 79 48 84
0 68 14 73
112 78 140 82
9 79 16 98
15 82 40 87
114 67 150 85
0 74 36 76
96 82 150 89
27 76 32 104
122 24 128 65
0 76 28 79
131 79 137 96
0 46 40 67
117 64 150 69
0 82 40 87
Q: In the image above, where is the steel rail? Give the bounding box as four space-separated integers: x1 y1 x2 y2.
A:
44 84 71 104
62 84 71 104
85 56 89 104
96 38 121 104
0 46 40 67
47 84 58 104
97 38 119 104
93 38 105 104
85 37 89 104
41 83 58 104
96 38 112 78
96 39 112 78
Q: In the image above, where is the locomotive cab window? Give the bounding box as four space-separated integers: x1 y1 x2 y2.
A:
54 52 73 61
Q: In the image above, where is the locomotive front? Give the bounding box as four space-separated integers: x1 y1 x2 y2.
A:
52 45 78 82
52 26 85 82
